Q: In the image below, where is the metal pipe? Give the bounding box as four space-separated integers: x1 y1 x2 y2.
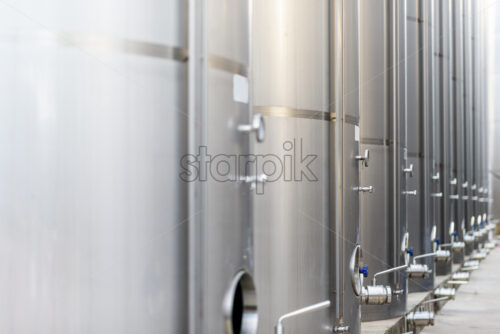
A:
275 300 330 334
447 280 468 285
421 296 452 305
372 264 408 285
412 252 436 265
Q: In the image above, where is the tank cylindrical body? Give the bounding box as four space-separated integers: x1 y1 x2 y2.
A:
435 0 453 276
360 0 408 321
0 1 189 332
406 0 433 293
251 1 335 333
191 1 256 333
462 0 476 248
451 0 470 258
449 0 466 264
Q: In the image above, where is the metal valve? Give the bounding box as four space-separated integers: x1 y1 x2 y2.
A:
435 249 451 262
431 172 440 181
462 181 468 188
359 265 368 277
470 251 487 261
406 248 414 257
449 194 459 200
463 234 475 245
361 285 392 305
452 272 470 281
403 164 414 177
355 149 370 167
450 178 457 185
237 113 265 142
402 190 417 196
407 263 431 279
463 260 480 268
333 325 350 333
240 174 268 190
430 192 443 198
355 186 374 193
451 241 465 253
434 287 456 299
407 311 435 327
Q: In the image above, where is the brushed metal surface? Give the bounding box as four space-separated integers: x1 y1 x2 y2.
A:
198 0 253 333
406 0 435 293
335 0 362 332
452 0 467 246
360 0 409 321
360 0 403 321
252 1 331 333
0 1 189 333
435 0 453 276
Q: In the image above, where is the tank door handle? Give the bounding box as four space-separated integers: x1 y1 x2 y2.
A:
354 186 374 193
237 113 265 142
402 190 417 196
450 178 457 185
403 164 414 177
430 192 443 198
431 172 440 181
355 149 370 167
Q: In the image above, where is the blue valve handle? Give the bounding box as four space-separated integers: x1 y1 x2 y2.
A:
452 231 457 238
359 265 368 277
406 248 414 257
435 238 440 245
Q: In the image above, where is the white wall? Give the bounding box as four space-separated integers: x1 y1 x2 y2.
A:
487 0 500 218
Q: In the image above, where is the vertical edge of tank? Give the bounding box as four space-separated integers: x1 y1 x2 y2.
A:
330 0 363 332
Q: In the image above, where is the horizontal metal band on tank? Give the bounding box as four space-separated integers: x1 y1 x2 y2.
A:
254 106 335 121
0 30 189 61
407 152 424 158
2 31 249 76
360 138 391 146
344 114 360 126
253 106 360 125
208 54 248 77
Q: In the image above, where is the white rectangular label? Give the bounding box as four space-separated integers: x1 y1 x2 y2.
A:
355 125 360 142
233 74 249 104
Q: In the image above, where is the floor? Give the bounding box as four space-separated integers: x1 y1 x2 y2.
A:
422 245 500 334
